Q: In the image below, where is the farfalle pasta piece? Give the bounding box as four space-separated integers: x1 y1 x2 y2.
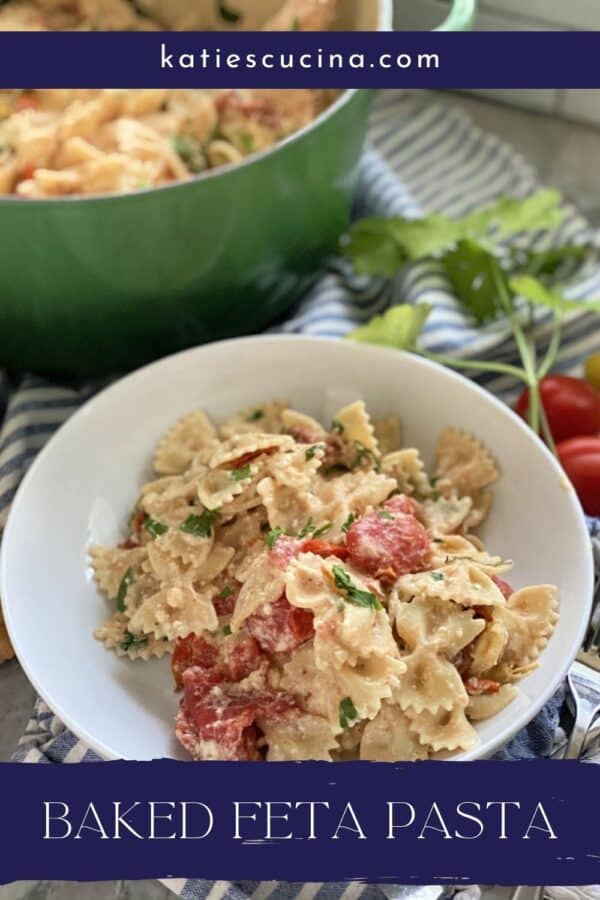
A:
394 560 506 609
196 465 258 509
286 554 400 669
128 584 218 641
360 701 428 762
219 402 287 439
139 471 206 522
373 416 403 455
436 428 499 498
407 704 478 753
264 713 338 761
429 534 512 576
392 595 485 657
312 470 397 539
493 585 559 668
231 550 286 631
468 621 508 676
421 492 473 537
144 530 214 584
332 400 379 454
94 611 174 660
268 444 324 491
467 684 519 721
281 408 327 441
381 448 432 497
89 544 147 598
209 432 294 468
257 475 314 534
397 645 468 714
153 410 218 475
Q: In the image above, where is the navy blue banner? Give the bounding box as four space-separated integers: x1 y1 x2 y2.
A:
0 759 598 884
0 31 600 88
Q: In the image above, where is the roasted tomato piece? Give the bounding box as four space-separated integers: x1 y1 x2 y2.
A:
346 508 430 579
176 670 297 761
384 494 422 518
246 594 314 655
301 538 349 560
172 635 219 689
492 576 514 601
464 677 501 696
268 535 302 570
213 590 236 619
171 633 264 689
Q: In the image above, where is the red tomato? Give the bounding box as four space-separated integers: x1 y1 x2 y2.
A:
301 538 348 560
556 436 600 517
14 94 38 112
516 375 600 444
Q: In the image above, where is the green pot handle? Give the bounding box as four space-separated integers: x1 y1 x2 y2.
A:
436 0 477 31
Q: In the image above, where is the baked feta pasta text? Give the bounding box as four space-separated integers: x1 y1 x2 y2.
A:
91 401 558 761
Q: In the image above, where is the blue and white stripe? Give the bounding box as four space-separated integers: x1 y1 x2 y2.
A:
2 91 599 899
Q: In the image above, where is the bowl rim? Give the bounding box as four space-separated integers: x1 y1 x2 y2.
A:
0 0 394 209
1 333 594 761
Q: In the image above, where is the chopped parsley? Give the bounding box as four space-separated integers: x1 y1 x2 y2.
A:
231 465 252 482
266 526 283 549
218 585 233 599
298 519 332 539
339 697 359 730
216 0 241 23
332 565 382 610
352 442 382 472
246 409 264 422
121 630 148 651
430 571 445 582
341 513 356 534
305 444 324 461
115 568 134 612
222 625 232 636
331 418 345 434
172 134 206 174
237 130 255 154
180 508 220 538
378 509 394 521
144 516 168 538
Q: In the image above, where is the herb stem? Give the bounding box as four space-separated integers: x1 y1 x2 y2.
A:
537 314 564 381
420 351 525 381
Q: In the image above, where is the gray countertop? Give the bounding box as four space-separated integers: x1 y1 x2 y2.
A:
1 90 599 899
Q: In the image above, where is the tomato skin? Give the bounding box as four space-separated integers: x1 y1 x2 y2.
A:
516 375 600 444
556 436 600 517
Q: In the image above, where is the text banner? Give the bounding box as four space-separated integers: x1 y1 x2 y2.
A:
0 32 599 88
0 759 599 884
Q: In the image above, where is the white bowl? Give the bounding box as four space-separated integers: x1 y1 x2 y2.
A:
1 336 594 761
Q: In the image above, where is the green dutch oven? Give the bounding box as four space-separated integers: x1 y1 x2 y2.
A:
0 0 476 376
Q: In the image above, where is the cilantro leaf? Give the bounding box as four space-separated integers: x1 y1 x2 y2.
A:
115 568 134 612
231 465 252 482
378 509 394 521
443 241 509 324
265 526 283 549
347 303 431 350
144 516 168 538
222 625 232 636
217 0 241 23
312 523 333 538
339 696 359 730
246 409 263 422
341 513 356 534
218 585 233 599
298 518 316 539
332 565 382 610
180 508 220 538
509 244 589 282
510 274 600 314
305 445 324 461
476 189 563 239
121 630 148 651
331 418 344 434
430 571 445 582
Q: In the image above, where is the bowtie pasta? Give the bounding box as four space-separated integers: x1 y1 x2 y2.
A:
0 0 339 197
91 400 559 762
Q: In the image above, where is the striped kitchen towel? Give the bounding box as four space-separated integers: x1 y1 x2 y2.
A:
1 91 600 900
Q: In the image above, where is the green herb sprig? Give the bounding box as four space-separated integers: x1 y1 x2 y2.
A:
332 565 382 610
342 189 600 452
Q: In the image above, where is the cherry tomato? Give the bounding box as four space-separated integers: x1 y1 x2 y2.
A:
516 375 600 444
556 436 600 517
584 353 600 392
14 94 38 113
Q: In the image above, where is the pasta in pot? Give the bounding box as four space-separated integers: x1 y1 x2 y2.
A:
90 399 559 762
0 0 341 197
